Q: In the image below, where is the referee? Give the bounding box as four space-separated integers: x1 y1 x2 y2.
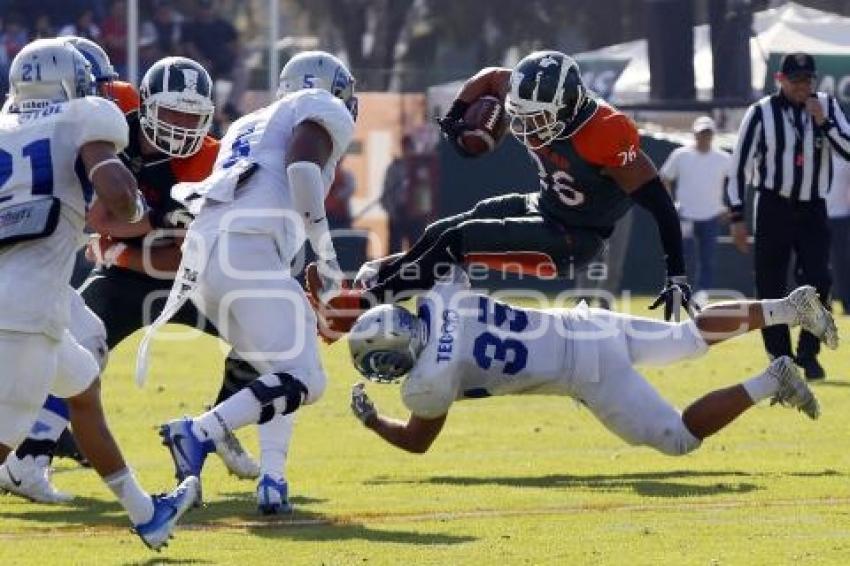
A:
726 52 850 380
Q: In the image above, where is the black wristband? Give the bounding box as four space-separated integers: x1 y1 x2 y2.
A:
446 99 470 121
630 176 685 276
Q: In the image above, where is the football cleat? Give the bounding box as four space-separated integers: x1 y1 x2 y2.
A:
133 476 200 551
0 454 73 504
256 474 293 515
768 356 821 420
213 427 260 480
788 286 839 350
159 418 208 502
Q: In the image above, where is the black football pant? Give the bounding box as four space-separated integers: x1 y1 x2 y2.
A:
754 191 831 361
370 193 605 301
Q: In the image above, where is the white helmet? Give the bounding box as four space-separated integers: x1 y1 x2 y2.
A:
505 50 586 149
348 304 426 383
277 50 358 120
139 56 214 157
6 38 93 112
65 37 118 83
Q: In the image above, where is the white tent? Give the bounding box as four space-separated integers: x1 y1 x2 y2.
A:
576 2 850 104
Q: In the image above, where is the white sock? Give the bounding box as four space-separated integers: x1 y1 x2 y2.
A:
194 388 262 443
104 468 154 525
761 298 797 327
742 370 779 403
258 413 293 478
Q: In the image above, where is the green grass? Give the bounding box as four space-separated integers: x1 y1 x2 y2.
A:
1 300 849 565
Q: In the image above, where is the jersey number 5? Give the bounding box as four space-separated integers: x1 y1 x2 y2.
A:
473 297 528 375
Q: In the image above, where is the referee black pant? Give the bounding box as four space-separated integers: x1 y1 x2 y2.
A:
754 191 832 360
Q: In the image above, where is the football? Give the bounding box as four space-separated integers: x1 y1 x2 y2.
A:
458 95 508 156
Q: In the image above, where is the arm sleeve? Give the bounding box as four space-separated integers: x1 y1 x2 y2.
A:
823 94 850 161
292 91 355 157
75 97 129 152
725 103 763 214
630 176 685 276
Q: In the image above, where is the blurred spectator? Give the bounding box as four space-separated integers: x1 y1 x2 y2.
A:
660 116 730 295
137 20 160 81
2 13 28 61
58 6 101 41
101 0 128 76
31 14 56 40
382 136 414 254
152 0 184 56
182 0 246 118
826 156 850 315
326 158 355 231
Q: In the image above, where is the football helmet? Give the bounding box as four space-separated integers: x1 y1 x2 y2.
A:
6 38 93 112
65 37 117 83
348 304 425 383
139 57 214 157
276 50 358 120
505 50 586 149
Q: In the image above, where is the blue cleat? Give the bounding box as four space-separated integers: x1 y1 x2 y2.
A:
159 418 209 502
133 476 200 551
256 474 293 515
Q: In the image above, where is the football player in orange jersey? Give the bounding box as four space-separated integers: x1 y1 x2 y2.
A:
2 43 273 506
309 51 694 341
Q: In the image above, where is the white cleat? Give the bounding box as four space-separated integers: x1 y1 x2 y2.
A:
788 286 839 350
214 427 260 480
0 455 74 504
768 356 821 420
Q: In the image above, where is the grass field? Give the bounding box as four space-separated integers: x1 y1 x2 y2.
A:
1 299 849 565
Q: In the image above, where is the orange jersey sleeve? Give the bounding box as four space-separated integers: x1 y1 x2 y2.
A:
170 137 220 182
110 81 140 114
572 104 640 168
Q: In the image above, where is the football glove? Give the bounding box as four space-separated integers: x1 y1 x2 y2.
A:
351 382 377 426
649 275 700 321
436 115 475 158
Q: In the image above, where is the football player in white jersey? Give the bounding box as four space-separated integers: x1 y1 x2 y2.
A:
0 39 198 550
346 267 837 455
143 51 357 512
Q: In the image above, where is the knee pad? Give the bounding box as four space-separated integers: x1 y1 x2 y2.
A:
78 335 108 373
653 418 702 456
248 372 308 423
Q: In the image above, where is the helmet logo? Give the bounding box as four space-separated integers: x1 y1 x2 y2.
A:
181 68 199 93
539 55 559 68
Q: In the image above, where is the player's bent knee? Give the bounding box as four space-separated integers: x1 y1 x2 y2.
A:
248 372 308 421
78 335 109 373
651 419 702 456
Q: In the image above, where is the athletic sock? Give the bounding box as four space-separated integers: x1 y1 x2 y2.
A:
761 298 797 327
104 468 154 525
742 370 779 403
194 388 262 443
258 413 292 478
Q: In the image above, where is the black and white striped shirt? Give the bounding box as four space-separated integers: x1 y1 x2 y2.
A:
726 92 850 212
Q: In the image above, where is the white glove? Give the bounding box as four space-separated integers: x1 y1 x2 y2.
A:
351 382 377 426
317 256 344 303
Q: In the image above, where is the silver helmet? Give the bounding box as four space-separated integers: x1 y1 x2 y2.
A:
348 304 425 383
65 37 118 83
505 50 586 149
139 56 214 157
6 38 94 112
277 50 358 120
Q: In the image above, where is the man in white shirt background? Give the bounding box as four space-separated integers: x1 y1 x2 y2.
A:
661 116 731 301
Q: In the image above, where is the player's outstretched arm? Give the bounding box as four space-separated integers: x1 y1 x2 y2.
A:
350 383 446 453
81 141 144 223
